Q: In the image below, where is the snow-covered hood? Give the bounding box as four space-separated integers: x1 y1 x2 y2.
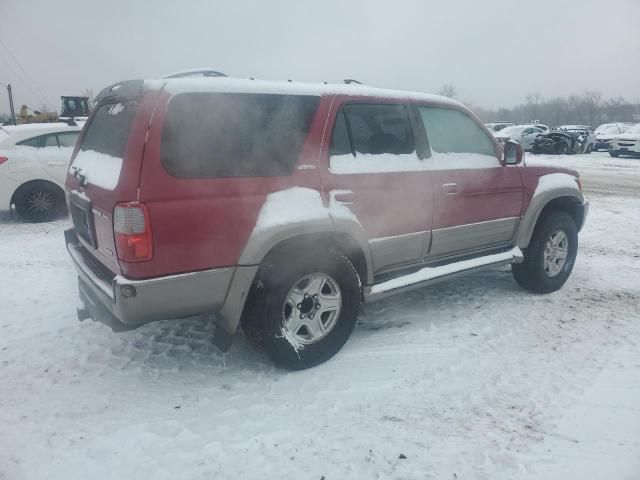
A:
614 133 640 142
595 133 615 140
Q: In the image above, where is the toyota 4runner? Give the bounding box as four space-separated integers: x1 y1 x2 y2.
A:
64 71 589 369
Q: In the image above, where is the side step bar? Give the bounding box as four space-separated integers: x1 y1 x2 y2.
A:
365 247 523 302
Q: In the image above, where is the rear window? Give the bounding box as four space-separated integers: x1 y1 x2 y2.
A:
161 92 320 178
80 101 137 158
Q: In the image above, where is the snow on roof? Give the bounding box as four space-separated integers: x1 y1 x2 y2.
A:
148 77 464 108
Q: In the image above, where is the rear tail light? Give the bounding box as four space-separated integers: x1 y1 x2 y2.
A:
0 156 8 165
114 202 153 262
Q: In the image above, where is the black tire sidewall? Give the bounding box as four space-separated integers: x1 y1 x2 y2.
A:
514 211 578 293
258 251 361 369
15 183 62 222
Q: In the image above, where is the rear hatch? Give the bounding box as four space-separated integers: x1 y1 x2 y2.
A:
66 80 158 276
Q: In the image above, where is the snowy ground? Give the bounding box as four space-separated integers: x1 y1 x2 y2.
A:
1 152 639 479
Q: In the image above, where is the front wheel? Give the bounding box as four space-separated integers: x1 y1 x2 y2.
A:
585 144 593 154
244 249 361 369
609 151 619 158
512 210 578 293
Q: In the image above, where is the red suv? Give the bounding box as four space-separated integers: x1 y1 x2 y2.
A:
65 71 588 369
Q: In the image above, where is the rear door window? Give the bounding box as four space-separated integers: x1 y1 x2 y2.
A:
329 104 422 174
16 136 41 147
58 132 80 147
43 134 59 148
161 93 320 178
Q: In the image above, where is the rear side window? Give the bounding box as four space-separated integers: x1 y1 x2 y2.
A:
80 101 137 158
16 136 41 147
161 93 320 178
418 107 495 156
343 104 415 155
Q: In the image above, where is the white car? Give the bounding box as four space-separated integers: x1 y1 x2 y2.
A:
0 123 82 221
609 123 640 158
485 121 514 134
494 124 545 150
594 123 634 151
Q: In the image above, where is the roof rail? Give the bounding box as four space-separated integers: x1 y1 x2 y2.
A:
162 68 227 79
344 79 362 85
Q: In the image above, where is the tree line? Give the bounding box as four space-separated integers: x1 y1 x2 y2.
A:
438 85 640 128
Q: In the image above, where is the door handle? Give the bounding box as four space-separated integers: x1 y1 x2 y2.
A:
442 183 458 195
332 191 355 204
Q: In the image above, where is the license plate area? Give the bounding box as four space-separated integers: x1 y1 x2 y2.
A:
69 192 97 248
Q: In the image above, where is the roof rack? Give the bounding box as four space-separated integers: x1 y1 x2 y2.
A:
162 68 227 79
344 79 362 85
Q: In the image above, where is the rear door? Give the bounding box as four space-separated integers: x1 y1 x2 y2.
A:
36 131 80 182
66 81 155 275
320 99 433 274
416 105 523 258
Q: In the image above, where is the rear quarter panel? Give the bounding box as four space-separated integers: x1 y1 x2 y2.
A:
131 93 332 279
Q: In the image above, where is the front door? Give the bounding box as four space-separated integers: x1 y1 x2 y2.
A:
321 100 433 274
416 105 523 258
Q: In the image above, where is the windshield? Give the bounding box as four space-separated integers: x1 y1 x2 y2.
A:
499 126 523 135
598 125 620 134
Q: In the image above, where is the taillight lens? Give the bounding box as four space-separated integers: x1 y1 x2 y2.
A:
0 156 8 165
114 202 153 262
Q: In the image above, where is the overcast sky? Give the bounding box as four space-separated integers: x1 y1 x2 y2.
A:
1 0 639 113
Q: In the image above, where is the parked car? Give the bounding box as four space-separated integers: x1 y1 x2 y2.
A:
594 123 634 151
485 121 514 134
557 125 596 153
494 124 545 150
64 74 588 369
0 123 82 221
609 123 640 158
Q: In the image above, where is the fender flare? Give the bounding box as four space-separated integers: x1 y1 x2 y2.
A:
514 173 585 249
218 187 374 334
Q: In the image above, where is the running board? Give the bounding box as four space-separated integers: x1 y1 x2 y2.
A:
365 247 523 302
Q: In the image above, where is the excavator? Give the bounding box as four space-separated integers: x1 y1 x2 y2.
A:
14 96 91 124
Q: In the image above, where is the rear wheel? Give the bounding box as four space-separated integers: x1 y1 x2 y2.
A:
243 249 361 369
14 182 64 222
609 151 619 158
512 210 578 293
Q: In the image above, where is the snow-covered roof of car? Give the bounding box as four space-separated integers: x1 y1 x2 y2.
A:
146 77 465 109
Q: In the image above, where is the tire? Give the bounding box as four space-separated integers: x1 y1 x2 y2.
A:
609 151 619 158
512 210 578 294
13 182 64 222
585 144 593 154
555 142 569 155
243 249 361 369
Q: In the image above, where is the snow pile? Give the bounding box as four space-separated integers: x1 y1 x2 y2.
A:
69 149 123 190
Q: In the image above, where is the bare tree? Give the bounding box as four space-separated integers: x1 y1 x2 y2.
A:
582 90 602 127
548 97 566 126
438 84 457 99
525 92 543 121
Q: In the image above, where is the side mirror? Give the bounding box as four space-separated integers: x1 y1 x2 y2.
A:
503 139 523 165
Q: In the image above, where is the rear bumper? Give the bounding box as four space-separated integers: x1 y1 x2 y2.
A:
65 229 257 334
